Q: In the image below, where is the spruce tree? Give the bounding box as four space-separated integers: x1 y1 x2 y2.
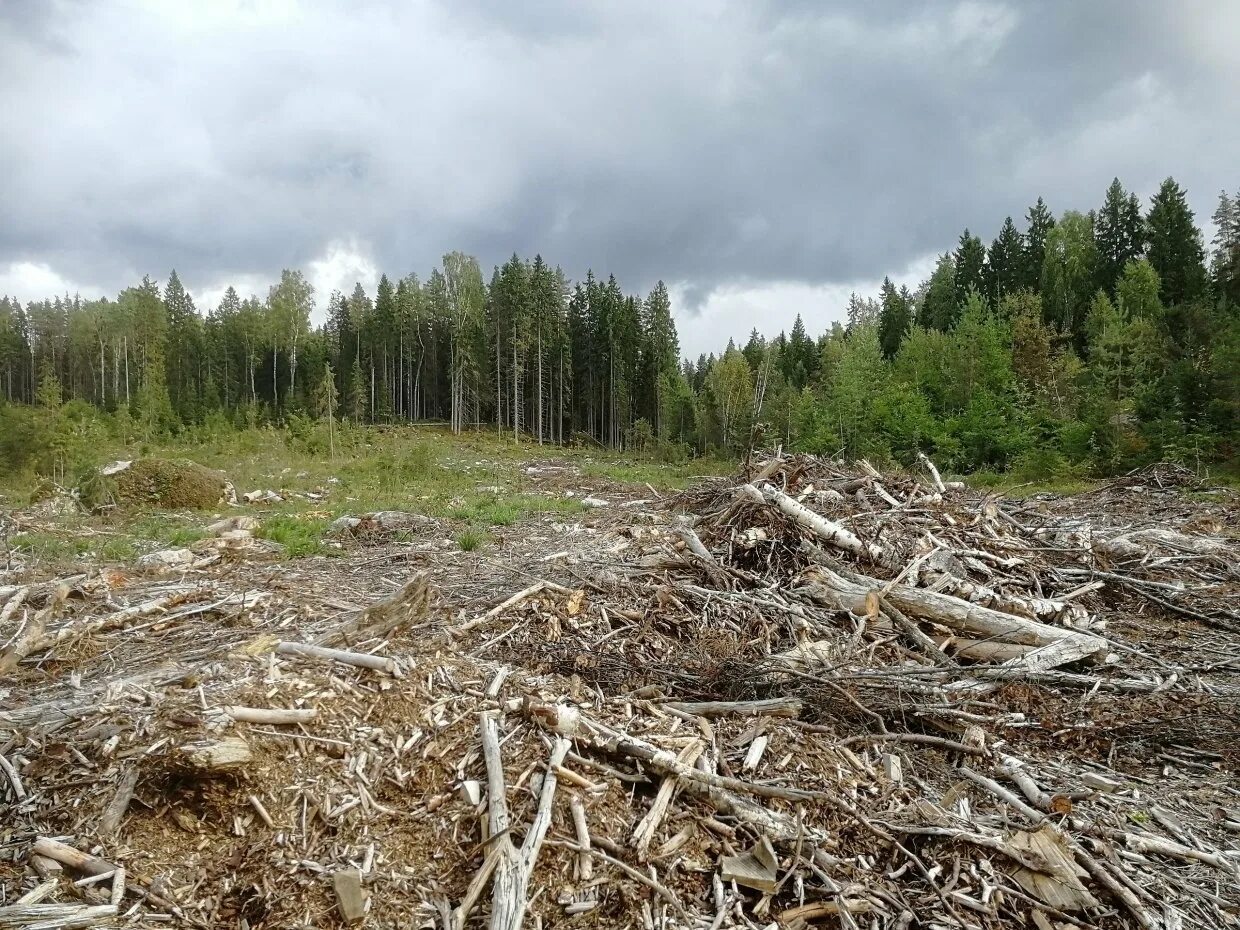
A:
1021 198 1056 292
1094 179 1146 295
877 276 911 358
953 229 986 308
1146 177 1207 306
917 254 957 331
985 217 1023 307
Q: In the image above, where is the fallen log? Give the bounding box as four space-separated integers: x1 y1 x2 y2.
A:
740 482 885 561
799 566 1107 671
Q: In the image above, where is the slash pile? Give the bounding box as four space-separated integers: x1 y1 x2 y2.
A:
2 454 1239 929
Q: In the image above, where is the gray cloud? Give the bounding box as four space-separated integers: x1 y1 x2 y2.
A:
1 0 1237 318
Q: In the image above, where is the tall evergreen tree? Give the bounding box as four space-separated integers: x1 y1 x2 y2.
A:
917 254 957 331
1021 198 1056 292
1094 178 1146 295
877 276 911 358
985 217 1023 307
1146 177 1207 306
953 229 986 308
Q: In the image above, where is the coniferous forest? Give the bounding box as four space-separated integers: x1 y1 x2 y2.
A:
2 177 1238 479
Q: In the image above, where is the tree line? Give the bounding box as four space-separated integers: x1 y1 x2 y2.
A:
1 175 1237 477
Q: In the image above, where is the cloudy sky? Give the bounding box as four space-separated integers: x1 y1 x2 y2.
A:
2 0 1237 356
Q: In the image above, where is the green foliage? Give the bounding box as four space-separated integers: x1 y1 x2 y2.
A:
258 514 327 558
1 173 1235 482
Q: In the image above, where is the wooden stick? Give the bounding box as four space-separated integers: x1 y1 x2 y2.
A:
633 740 703 857
0 903 118 929
570 796 593 882
917 452 947 494
548 841 689 919
225 705 317 724
800 565 1107 669
0 752 26 801
29 838 179 913
98 766 140 835
659 698 802 718
0 585 27 625
525 702 814 841
276 641 396 675
837 732 987 755
479 711 570 930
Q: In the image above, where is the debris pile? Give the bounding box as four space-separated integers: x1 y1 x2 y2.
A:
2 453 1238 929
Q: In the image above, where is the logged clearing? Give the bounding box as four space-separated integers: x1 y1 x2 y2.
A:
2 442 1239 930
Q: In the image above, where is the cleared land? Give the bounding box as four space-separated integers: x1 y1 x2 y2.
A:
1 436 1239 929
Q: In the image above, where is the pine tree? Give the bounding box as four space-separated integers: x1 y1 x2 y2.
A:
1209 188 1240 306
1146 177 1207 306
312 362 339 460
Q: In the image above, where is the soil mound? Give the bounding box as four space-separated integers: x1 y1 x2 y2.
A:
78 458 236 511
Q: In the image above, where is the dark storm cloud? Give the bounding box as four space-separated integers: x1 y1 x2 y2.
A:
1 0 1236 313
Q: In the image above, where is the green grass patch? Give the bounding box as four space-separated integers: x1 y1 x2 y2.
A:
96 537 139 561
258 514 328 558
8 531 91 562
580 456 733 489
128 514 207 548
456 528 485 551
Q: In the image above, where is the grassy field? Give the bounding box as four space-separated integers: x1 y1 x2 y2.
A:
0 425 734 567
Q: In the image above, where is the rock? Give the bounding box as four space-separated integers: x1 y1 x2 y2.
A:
369 510 435 531
331 868 367 924
329 511 435 538
100 460 132 476
327 516 363 536
137 548 195 569
213 530 256 549
581 496 610 508
243 489 283 504
207 515 260 536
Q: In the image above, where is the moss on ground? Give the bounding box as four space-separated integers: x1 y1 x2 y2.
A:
78 458 232 512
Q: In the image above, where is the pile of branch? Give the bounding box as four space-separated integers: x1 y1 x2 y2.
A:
2 453 1238 929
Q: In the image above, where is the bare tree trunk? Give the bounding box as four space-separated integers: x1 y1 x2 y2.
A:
512 326 520 441
536 321 543 444
290 329 298 402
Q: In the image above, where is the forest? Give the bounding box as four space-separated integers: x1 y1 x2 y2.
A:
1 176 1237 481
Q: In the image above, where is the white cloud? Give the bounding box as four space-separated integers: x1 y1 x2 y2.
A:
307 239 380 321
671 253 936 360
0 261 104 304
191 239 380 322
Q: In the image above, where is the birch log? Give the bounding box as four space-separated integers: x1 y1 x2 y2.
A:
740 483 884 561
799 566 1107 670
